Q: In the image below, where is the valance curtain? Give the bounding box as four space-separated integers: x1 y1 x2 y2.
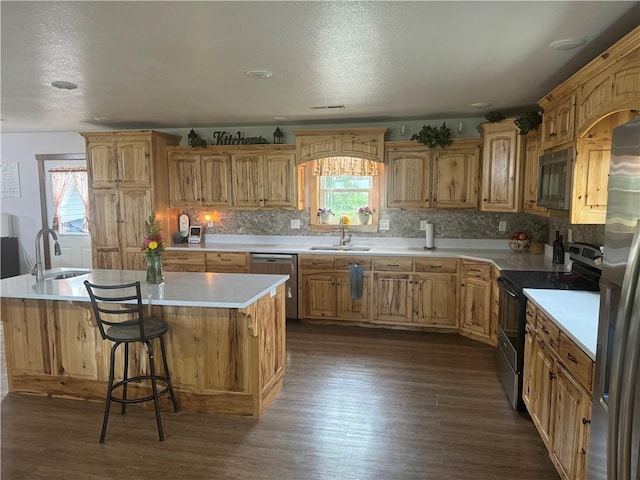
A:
71 170 89 231
312 157 379 176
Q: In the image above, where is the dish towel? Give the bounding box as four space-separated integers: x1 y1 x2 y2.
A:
349 264 364 299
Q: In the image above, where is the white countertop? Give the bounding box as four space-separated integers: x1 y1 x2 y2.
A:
0 268 289 309
523 289 600 360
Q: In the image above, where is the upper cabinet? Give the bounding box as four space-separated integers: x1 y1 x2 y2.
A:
385 139 481 210
168 152 231 207
540 94 576 151
293 127 387 164
85 134 153 189
478 119 524 213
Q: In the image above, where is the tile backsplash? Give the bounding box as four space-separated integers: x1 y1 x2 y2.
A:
173 209 600 244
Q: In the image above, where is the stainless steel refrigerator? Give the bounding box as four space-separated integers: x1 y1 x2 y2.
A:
587 117 640 480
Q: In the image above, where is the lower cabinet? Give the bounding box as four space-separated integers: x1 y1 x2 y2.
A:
459 260 495 345
162 250 248 273
163 251 206 272
523 301 593 480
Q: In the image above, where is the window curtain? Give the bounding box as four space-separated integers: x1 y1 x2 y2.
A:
312 157 379 176
49 170 72 231
71 170 89 231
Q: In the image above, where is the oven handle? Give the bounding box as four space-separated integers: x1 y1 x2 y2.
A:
497 276 521 299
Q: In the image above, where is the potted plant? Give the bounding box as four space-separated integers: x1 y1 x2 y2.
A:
411 122 453 148
317 208 333 224
515 111 543 135
357 206 374 225
527 220 548 255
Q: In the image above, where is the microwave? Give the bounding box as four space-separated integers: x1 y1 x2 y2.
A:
537 147 574 210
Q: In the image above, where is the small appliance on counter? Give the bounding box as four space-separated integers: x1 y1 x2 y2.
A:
177 211 190 243
188 225 204 244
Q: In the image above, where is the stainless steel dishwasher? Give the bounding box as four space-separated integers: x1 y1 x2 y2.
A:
249 253 298 319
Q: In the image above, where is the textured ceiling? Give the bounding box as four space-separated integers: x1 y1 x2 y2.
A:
1 1 638 134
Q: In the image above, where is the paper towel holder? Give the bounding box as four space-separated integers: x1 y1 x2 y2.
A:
424 221 435 250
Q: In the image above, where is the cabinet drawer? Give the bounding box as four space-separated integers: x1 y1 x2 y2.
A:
373 257 413 272
461 260 491 280
163 251 206 265
526 302 537 329
537 311 560 352
163 264 206 273
334 257 372 271
206 252 248 272
559 332 594 393
414 258 458 273
299 256 335 270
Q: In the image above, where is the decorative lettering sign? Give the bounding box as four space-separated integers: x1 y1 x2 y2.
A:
212 131 269 145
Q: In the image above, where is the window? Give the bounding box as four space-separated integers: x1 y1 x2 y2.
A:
49 168 89 233
310 157 382 230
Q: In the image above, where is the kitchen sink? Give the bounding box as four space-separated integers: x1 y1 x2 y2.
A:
45 269 90 280
309 246 371 252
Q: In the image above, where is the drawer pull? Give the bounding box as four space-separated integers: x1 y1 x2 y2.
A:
541 326 550 334
549 371 556 380
582 417 591 425
567 352 578 364
387 264 400 267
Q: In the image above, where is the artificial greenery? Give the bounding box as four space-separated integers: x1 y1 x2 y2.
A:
411 122 453 148
485 111 506 123
515 111 543 135
527 220 548 242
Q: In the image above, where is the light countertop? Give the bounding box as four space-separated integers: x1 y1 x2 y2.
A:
523 289 600 360
0 268 289 309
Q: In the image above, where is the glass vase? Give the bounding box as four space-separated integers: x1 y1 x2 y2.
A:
146 255 164 284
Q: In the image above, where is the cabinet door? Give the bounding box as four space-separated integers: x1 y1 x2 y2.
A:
336 274 369 320
232 154 263 207
373 273 413 324
201 154 231 207
302 274 336 318
432 148 478 209
262 152 295 208
530 339 556 449
386 150 430 209
522 322 535 412
87 140 117 188
119 189 152 270
459 276 492 341
413 274 458 328
542 95 576 150
552 365 591 480
481 126 521 212
89 190 122 269
522 132 549 216
571 138 610 225
116 137 151 188
169 152 201 206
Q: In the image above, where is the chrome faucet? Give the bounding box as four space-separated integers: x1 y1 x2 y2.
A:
32 228 61 281
338 218 352 246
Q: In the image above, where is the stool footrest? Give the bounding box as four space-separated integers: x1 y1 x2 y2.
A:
109 375 174 405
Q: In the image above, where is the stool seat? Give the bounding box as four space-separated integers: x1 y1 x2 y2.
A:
106 317 167 342
84 280 179 443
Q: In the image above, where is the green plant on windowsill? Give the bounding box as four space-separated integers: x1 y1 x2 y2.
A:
411 122 453 148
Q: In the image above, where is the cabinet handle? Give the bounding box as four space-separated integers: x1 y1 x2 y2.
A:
582 418 591 425
541 326 550 334
549 372 556 380
566 353 578 364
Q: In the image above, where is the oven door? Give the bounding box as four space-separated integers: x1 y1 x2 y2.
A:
496 276 527 410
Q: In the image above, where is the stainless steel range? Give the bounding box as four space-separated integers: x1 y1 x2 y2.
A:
496 243 602 411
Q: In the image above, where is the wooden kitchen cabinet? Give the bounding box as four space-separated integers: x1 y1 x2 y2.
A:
206 252 248 273
522 130 550 216
385 147 431 209
540 94 576 151
571 138 609 224
82 130 181 270
294 127 387 163
478 120 524 213
163 250 206 272
168 151 231 207
232 150 297 208
373 272 414 323
432 146 479 209
529 336 556 449
459 260 494 345
413 274 458 328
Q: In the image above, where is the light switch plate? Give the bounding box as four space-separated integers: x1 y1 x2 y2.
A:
498 220 507 232
290 219 301 229
420 220 427 231
380 219 390 231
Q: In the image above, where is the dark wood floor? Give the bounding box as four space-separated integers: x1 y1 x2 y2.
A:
1 322 558 479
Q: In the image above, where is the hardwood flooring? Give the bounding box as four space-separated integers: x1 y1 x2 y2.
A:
1 323 558 479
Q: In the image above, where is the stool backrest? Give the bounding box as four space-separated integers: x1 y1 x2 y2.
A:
84 280 147 340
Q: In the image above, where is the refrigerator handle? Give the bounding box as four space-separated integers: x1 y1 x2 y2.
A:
619 281 640 480
609 220 640 480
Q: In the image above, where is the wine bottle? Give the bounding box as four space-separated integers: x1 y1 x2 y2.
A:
552 231 564 264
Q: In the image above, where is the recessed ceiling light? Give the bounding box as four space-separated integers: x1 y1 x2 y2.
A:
51 81 78 90
549 38 586 51
244 70 273 79
471 102 491 109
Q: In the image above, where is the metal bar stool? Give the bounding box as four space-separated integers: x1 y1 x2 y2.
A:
84 280 179 442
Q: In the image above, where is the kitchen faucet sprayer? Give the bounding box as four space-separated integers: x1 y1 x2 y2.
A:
32 228 61 281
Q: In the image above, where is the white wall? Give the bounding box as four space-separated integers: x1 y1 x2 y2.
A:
1 132 85 272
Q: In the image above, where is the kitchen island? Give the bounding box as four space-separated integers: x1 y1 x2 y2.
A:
0 269 288 418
